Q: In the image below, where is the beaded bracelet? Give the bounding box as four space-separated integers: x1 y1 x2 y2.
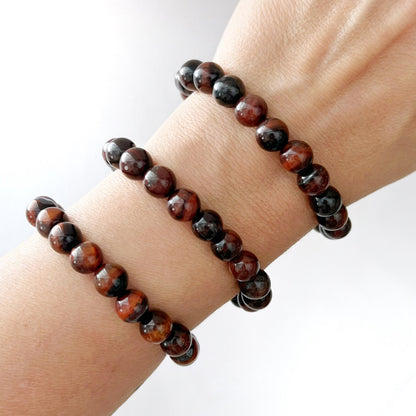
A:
102 138 272 312
175 60 352 239
26 196 199 366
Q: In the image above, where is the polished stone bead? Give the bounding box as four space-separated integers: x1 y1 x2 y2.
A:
26 196 59 226
212 75 245 108
280 140 313 173
255 118 289 152
236 292 257 312
211 229 243 261
103 138 135 169
48 222 82 254
229 250 260 282
167 189 200 221
320 218 352 239
318 205 348 230
241 290 272 311
235 95 268 127
193 62 224 94
115 289 148 323
102 139 116 171
144 166 176 198
175 71 193 97
119 147 153 179
231 295 240 308
139 310 173 344
238 269 271 300
94 263 128 297
171 335 199 366
309 186 342 217
161 323 192 357
192 210 224 242
297 164 330 196
178 59 202 91
36 207 67 238
69 242 103 274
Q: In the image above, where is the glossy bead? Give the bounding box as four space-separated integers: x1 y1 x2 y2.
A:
167 189 200 221
171 335 199 366
320 218 352 240
102 139 116 171
175 71 193 97
241 290 273 311
297 164 330 196
211 229 243 262
229 250 260 282
235 95 268 127
119 147 153 179
26 196 59 226
280 140 313 173
193 62 224 94
255 118 289 152
69 242 103 274
139 310 173 344
115 289 148 323
238 269 271 300
236 292 256 312
144 166 176 198
178 59 202 91
94 263 128 297
309 186 342 217
212 75 245 108
48 222 82 254
192 210 224 242
103 138 135 169
161 323 192 357
36 207 67 238
231 295 240 308
317 205 348 231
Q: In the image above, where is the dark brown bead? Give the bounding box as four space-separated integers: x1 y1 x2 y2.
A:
241 290 273 311
238 269 271 300
211 229 243 262
139 310 173 344
309 186 342 217
193 62 224 94
317 205 348 230
231 295 240 308
192 210 224 242
212 75 246 108
115 289 148 323
320 218 352 240
102 139 116 171
36 207 67 238
297 164 330 196
235 95 268 127
229 250 260 282
69 242 103 274
103 138 135 169
26 196 59 226
48 222 82 254
256 118 289 152
175 71 193 96
94 264 128 297
280 140 313 173
236 292 257 312
144 166 176 198
167 189 200 221
119 147 153 179
178 59 202 91
171 335 199 366
160 323 192 357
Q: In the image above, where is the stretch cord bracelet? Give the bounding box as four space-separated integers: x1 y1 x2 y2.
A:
102 138 272 312
175 60 352 240
25 196 199 366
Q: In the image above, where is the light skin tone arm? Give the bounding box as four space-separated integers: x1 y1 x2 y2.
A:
0 0 415 414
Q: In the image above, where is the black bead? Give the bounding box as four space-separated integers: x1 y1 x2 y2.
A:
103 138 135 169
175 71 193 97
238 269 271 300
320 218 352 240
192 210 224 242
255 118 289 152
241 290 272 311
212 75 246 108
309 186 342 217
178 59 202 91
231 295 240 308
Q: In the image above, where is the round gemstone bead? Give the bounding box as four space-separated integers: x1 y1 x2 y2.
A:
280 140 313 173
235 95 268 127
36 207 67 238
236 293 256 312
211 229 243 261
94 263 128 297
175 71 193 97
171 335 199 366
115 289 148 323
309 186 342 217
320 218 352 240
103 138 135 169
192 210 224 242
119 147 153 179
102 139 116 171
212 75 246 108
231 295 240 308
139 310 173 344
144 166 176 198
255 118 289 152
193 62 224 94
69 242 103 274
229 250 260 282
317 205 349 230
48 222 82 254
178 59 202 91
167 189 200 221
161 323 192 357
297 164 330 196
241 290 272 311
26 196 59 226
238 269 271 300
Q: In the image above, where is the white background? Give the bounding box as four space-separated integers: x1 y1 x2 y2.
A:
0 1 415 415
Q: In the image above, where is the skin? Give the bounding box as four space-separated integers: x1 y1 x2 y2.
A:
0 1 415 414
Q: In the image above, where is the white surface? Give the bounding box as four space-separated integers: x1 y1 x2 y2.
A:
0 1 415 415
